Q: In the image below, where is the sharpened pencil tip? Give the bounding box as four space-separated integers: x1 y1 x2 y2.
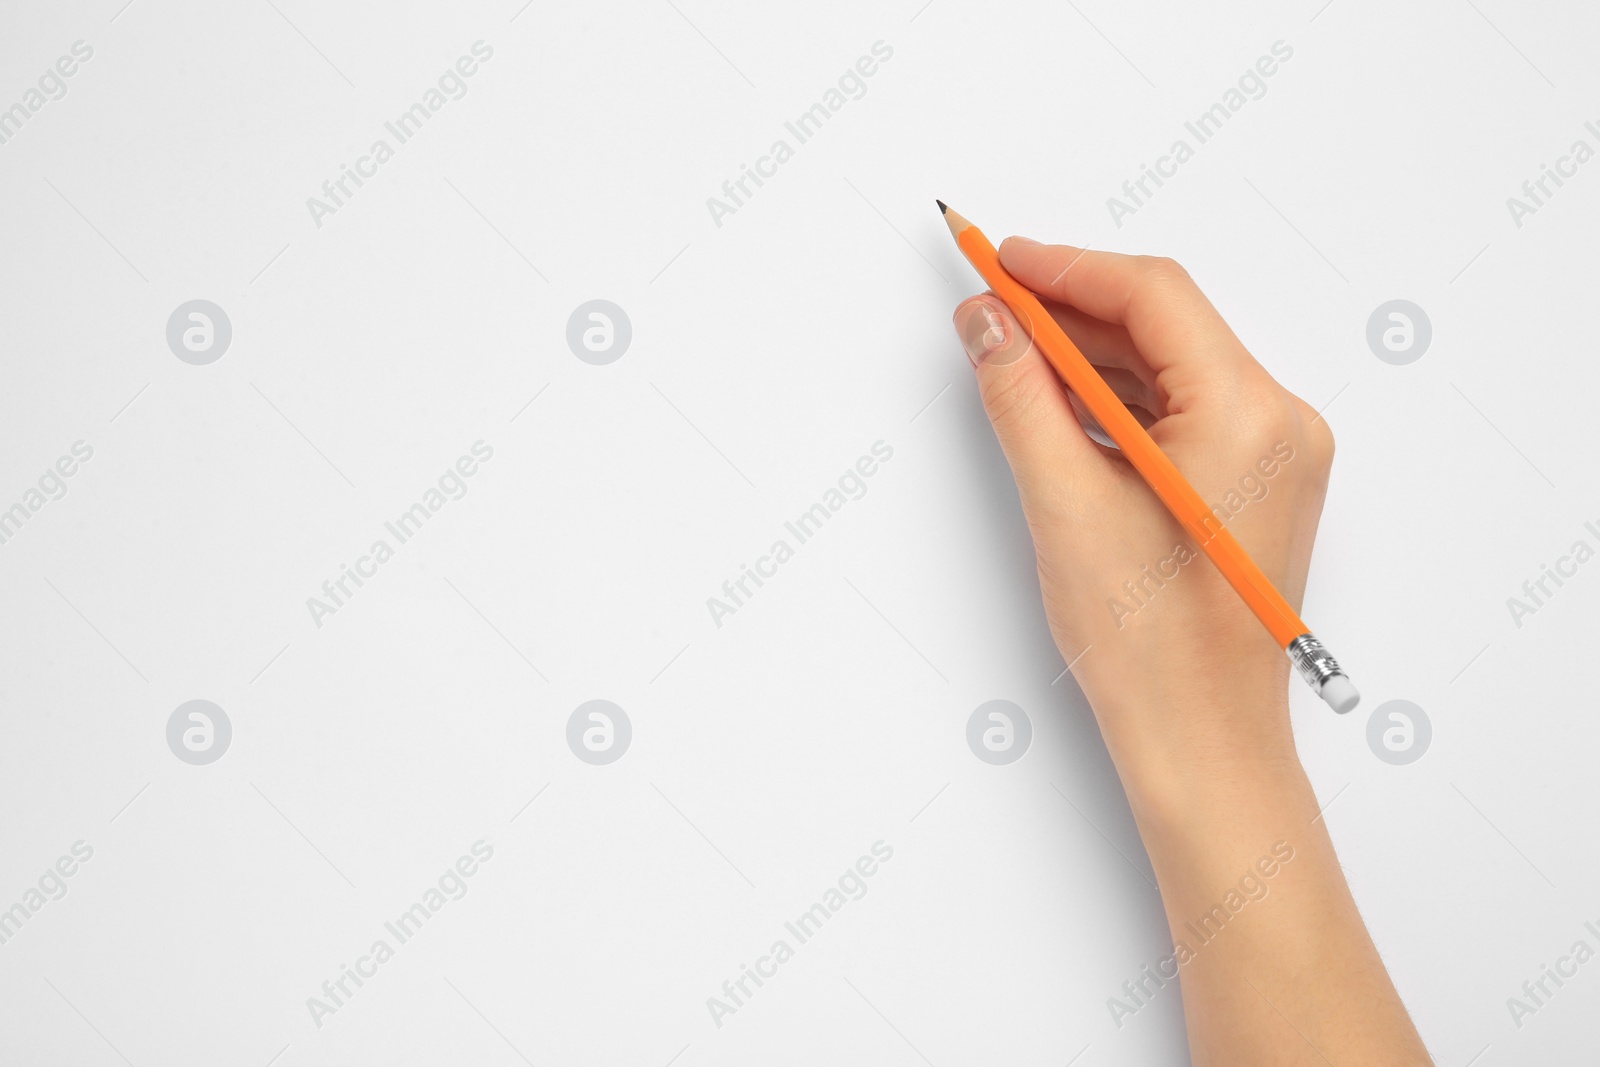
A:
935 199 948 214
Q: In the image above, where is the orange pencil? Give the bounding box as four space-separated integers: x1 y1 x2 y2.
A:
939 202 1359 714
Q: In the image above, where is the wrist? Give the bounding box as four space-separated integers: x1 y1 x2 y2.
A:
1112 729 1313 850
1087 686 1307 834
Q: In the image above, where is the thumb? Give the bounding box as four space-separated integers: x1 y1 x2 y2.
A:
953 294 1110 518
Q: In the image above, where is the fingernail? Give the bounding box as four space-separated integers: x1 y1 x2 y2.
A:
954 299 1007 367
1007 236 1040 247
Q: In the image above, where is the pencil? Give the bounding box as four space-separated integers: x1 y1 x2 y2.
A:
939 201 1359 714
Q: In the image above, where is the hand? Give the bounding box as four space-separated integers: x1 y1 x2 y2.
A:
954 238 1431 1065
952 239 1336 795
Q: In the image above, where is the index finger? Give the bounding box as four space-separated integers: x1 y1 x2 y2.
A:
997 238 1269 383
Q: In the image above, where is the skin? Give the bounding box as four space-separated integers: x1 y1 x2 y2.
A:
952 238 1432 1065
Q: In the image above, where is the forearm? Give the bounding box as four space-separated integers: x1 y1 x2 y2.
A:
1111 709 1432 1066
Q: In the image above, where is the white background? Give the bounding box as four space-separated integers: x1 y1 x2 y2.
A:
1 0 1597 1063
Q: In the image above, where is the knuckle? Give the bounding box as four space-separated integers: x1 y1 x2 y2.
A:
1245 391 1335 471
1139 255 1192 287
1283 393 1336 465
1238 382 1294 425
1303 412 1336 465
1236 388 1301 446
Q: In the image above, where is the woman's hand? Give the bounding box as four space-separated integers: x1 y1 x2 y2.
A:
953 239 1335 795
954 238 1433 1065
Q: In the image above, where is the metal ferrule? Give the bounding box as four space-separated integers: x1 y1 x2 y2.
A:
1287 634 1343 693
